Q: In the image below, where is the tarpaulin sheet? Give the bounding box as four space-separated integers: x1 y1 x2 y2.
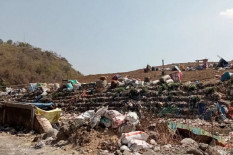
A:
37 108 61 123
23 102 54 109
168 121 225 144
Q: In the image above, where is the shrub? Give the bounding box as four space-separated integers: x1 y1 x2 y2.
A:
190 96 200 103
207 87 215 94
116 87 125 93
140 87 148 94
168 83 180 90
6 40 13 45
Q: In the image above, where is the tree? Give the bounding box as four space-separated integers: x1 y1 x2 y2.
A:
0 39 3 44
6 40 13 45
63 65 71 80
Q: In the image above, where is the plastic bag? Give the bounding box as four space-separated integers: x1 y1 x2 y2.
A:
166 79 174 84
37 108 62 124
66 83 73 91
128 139 151 151
121 131 149 144
100 117 112 128
160 75 171 82
104 110 125 128
90 107 108 128
76 110 95 126
119 112 139 133
125 112 139 125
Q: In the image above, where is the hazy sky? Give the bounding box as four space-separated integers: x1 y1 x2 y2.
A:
1 0 233 75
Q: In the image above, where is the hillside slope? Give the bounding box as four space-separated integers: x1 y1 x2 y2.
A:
0 42 82 85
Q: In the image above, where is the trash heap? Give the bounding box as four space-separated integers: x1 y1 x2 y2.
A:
31 105 233 155
1 66 233 154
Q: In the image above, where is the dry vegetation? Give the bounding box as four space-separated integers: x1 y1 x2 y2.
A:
0 40 82 85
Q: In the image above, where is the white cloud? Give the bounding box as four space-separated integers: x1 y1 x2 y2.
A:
220 8 233 18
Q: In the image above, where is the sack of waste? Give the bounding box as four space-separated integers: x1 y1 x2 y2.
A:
90 107 108 128
128 139 151 151
166 79 174 84
160 75 171 83
121 131 149 144
76 110 95 126
104 110 125 128
36 116 53 133
96 80 107 88
119 112 139 132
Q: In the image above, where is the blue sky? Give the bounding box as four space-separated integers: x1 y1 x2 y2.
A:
1 0 233 75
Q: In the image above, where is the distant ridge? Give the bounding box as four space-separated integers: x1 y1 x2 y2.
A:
0 39 82 85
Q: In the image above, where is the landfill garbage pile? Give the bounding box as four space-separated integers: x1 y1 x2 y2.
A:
29 105 233 155
1 70 233 154
41 74 233 154
0 87 27 102
16 83 55 103
50 75 233 122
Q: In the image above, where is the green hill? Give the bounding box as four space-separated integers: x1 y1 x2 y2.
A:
0 40 82 85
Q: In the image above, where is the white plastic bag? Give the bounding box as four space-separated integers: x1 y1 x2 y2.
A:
77 110 95 120
90 107 108 128
121 131 149 144
160 75 171 82
125 112 139 125
128 139 151 151
119 112 139 133
75 110 95 126
90 115 101 128
96 107 108 116
166 79 174 84
152 80 160 85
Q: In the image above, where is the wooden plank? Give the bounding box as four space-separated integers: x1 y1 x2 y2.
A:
4 103 33 110
30 107 35 129
2 106 5 124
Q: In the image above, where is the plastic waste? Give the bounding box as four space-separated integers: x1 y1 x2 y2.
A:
29 83 38 91
90 115 101 128
151 80 160 85
166 79 174 84
104 110 125 128
221 72 233 82
66 83 73 91
90 107 108 128
160 75 171 82
76 110 95 126
128 139 151 151
36 116 53 133
100 117 112 128
37 108 62 123
121 131 149 144
125 112 139 125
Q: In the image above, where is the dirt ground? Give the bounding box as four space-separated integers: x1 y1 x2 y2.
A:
0 132 79 155
78 68 233 84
